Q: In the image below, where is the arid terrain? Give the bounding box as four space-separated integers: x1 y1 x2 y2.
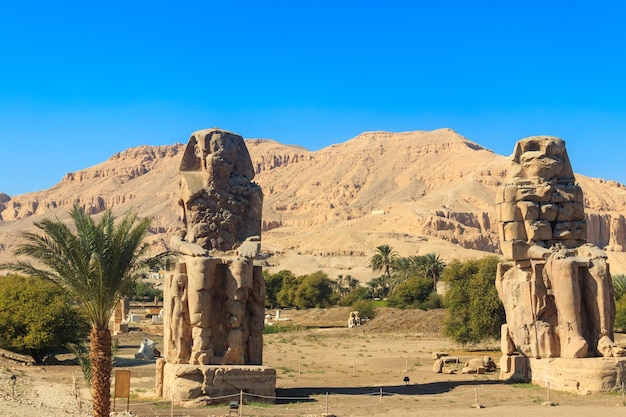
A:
4 129 626 280
3 130 626 416
1 308 626 417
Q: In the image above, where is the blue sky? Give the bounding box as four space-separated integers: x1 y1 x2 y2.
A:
1 1 626 196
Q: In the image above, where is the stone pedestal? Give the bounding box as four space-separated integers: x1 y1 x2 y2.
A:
529 357 626 394
160 362 276 404
499 354 530 382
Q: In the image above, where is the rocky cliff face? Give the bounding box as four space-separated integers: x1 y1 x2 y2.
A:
2 129 626 267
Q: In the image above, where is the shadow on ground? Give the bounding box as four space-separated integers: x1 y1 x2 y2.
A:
114 356 157 367
276 379 506 403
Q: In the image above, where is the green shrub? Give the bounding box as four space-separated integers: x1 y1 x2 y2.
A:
352 300 376 320
263 324 307 334
264 270 289 308
0 275 89 363
338 286 370 306
386 276 433 309
294 271 337 309
421 292 442 310
131 281 163 302
442 256 504 345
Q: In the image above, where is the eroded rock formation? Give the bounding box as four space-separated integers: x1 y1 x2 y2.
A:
4 130 626 271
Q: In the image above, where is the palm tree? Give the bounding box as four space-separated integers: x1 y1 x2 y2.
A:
345 275 359 290
613 274 626 301
387 255 423 294
370 244 399 294
421 253 445 291
1 204 151 417
367 277 385 299
334 274 347 299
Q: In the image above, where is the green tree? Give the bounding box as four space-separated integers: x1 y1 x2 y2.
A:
388 256 414 293
263 270 287 308
0 275 89 363
1 204 151 417
294 271 337 309
131 281 163 301
352 300 377 320
276 270 301 308
338 286 371 307
442 256 505 345
386 276 434 309
345 275 359 290
333 274 348 299
333 274 360 300
370 244 399 291
367 277 386 299
422 253 446 290
389 253 446 294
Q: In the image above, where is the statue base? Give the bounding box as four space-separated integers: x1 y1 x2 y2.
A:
158 360 276 404
500 354 626 394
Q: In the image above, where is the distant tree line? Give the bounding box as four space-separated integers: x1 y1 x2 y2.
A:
368 245 444 309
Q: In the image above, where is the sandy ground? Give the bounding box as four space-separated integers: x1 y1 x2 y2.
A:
1 309 626 416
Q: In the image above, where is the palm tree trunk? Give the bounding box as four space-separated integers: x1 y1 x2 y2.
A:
90 326 112 417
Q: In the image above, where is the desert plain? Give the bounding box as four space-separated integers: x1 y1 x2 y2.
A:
1 307 626 417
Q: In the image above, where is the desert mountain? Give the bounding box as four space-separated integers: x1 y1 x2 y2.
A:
3 129 626 279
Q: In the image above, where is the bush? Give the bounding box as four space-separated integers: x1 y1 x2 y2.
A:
386 276 434 309
264 270 291 308
441 256 504 345
338 286 370 306
0 275 89 363
421 292 442 310
294 271 337 309
274 270 338 309
263 323 307 334
131 281 163 302
352 300 376 320
276 271 301 308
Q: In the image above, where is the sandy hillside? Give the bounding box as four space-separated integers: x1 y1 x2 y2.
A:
3 129 626 276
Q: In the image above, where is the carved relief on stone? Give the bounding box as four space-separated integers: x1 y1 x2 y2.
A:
495 136 625 359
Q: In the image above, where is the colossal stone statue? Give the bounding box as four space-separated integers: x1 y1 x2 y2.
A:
158 128 274 404
496 136 626 359
165 128 265 366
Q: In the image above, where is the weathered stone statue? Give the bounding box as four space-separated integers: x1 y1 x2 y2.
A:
496 136 625 360
167 128 264 366
158 128 274 403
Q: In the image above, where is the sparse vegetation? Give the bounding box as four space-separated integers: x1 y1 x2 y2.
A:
264 324 307 334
